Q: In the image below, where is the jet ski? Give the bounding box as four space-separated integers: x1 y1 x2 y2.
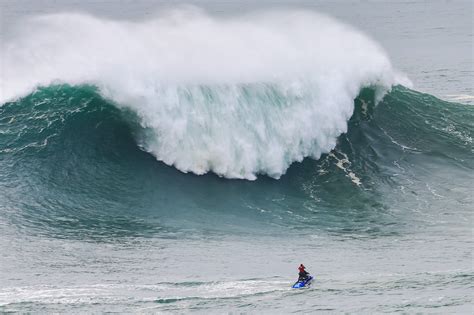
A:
292 275 313 288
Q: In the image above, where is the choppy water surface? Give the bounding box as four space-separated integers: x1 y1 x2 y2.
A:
0 0 472 313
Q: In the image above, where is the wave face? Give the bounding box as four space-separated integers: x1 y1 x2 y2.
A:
0 9 409 179
1 84 472 238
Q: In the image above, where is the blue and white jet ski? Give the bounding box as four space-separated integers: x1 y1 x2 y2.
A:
292 275 313 288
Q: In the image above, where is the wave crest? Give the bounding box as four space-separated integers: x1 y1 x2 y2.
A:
1 8 408 179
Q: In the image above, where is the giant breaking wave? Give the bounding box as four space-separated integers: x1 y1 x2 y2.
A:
0 8 409 179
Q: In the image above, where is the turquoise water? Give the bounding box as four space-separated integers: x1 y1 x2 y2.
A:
0 1 473 313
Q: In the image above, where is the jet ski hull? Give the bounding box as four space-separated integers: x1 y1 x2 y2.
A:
292 276 313 288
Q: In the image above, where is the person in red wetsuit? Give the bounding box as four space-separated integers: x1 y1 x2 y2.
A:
298 264 309 281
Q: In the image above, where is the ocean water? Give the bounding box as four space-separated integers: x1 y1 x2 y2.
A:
0 1 473 313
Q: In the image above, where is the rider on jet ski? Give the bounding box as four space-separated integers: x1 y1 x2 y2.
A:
298 264 310 281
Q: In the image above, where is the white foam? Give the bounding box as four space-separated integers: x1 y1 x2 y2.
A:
445 94 474 101
329 152 362 186
0 8 407 179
